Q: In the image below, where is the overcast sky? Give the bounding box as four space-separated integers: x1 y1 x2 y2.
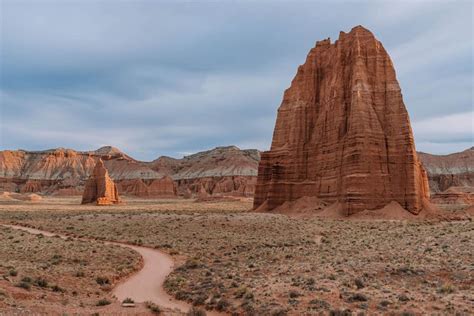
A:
1 0 472 160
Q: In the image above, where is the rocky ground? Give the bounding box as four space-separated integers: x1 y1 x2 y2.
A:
0 197 472 315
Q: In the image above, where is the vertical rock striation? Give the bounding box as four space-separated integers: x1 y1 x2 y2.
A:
254 26 430 215
81 159 121 205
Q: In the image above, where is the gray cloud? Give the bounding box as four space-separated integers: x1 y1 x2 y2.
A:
1 0 472 160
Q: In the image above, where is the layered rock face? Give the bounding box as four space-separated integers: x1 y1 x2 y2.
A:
81 159 120 205
19 180 42 193
176 176 257 197
254 26 430 215
117 177 177 197
151 146 259 197
430 187 473 205
418 147 473 206
0 145 258 198
418 147 474 193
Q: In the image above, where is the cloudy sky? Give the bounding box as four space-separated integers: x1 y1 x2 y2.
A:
1 0 472 160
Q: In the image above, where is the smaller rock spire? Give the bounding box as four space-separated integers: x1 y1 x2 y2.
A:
81 158 121 205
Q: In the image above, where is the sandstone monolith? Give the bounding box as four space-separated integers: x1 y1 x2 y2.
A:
81 159 120 205
254 26 430 215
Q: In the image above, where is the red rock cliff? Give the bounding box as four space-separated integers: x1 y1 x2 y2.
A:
254 26 430 215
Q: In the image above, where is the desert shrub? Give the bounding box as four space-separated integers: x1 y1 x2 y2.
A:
51 254 62 265
96 276 110 285
184 259 200 269
52 285 65 292
216 298 230 311
96 298 111 306
241 300 255 314
234 286 247 298
187 306 207 316
75 271 85 277
244 292 254 300
329 309 352 316
398 294 410 302
21 276 32 283
438 284 455 294
146 301 161 314
123 297 135 304
309 299 330 309
8 269 17 276
176 290 191 300
192 294 207 306
289 290 300 298
34 277 48 288
349 293 368 302
329 309 353 316
271 308 288 316
354 278 365 289
15 282 31 290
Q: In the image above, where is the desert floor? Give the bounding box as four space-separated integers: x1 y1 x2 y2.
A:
0 196 472 315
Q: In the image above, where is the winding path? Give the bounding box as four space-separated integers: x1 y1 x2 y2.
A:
1 224 193 313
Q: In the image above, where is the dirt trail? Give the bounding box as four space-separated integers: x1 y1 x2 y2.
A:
1 224 198 314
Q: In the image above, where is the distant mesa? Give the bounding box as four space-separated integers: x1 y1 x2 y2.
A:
81 159 121 205
0 145 259 199
254 25 431 215
417 147 474 193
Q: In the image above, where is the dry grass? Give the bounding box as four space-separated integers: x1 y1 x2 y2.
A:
0 196 472 315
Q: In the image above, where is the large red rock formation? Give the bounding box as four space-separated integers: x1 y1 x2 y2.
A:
81 159 120 205
254 26 430 215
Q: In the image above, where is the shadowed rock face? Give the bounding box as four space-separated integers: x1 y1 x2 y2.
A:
254 26 430 215
81 159 120 205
